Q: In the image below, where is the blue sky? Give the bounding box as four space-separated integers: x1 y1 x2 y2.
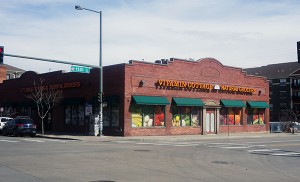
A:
1 0 300 73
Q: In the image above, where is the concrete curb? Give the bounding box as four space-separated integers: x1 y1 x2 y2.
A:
36 132 298 142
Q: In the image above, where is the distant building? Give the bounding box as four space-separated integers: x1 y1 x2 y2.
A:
244 62 300 122
0 64 25 83
6 64 25 80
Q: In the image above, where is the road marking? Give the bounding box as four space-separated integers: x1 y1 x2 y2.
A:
221 146 250 149
47 139 68 143
272 152 300 156
22 139 45 143
0 139 19 143
115 141 134 143
247 149 280 152
172 144 199 147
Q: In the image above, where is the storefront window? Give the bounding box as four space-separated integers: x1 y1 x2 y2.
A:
144 106 154 127
131 104 143 127
131 104 165 128
64 104 85 125
78 105 84 125
103 105 110 127
111 103 120 127
247 108 265 125
191 107 200 126
99 100 120 127
21 107 31 117
155 106 165 126
172 106 180 127
220 107 242 125
181 107 191 126
65 106 71 124
71 106 77 125
172 106 201 127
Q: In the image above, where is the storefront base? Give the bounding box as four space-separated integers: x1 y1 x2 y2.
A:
124 125 269 137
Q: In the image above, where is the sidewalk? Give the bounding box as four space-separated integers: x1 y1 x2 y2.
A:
36 131 298 142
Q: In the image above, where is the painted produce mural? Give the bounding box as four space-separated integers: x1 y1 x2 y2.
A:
131 105 165 127
172 106 200 126
220 108 242 125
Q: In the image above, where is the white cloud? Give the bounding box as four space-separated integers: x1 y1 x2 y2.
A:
2 0 300 72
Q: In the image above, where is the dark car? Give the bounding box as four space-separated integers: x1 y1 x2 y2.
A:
2 116 37 137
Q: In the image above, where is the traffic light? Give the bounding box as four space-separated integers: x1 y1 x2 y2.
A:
297 41 300 63
0 46 3 64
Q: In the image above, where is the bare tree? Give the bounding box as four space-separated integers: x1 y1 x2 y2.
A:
25 79 63 135
279 105 300 134
1 106 17 117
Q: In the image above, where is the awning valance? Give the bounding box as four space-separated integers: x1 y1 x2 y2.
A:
247 101 269 108
173 97 204 106
221 100 246 107
132 96 170 105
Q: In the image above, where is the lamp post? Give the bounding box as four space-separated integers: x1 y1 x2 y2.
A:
75 5 103 136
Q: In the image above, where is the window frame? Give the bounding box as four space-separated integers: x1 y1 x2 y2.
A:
220 107 243 125
171 105 201 127
131 104 166 128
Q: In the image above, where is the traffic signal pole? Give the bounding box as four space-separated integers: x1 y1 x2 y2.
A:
3 53 103 136
0 46 4 64
3 53 99 68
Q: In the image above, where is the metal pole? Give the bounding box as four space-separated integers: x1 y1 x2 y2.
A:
75 5 103 137
99 11 103 136
4 53 99 68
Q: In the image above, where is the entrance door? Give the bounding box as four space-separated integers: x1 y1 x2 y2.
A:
205 109 215 133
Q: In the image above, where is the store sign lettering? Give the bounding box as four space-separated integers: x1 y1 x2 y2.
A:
157 80 256 93
157 80 213 90
21 82 81 93
220 85 255 93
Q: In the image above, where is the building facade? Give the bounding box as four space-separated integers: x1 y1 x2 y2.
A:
0 64 25 83
0 58 270 136
244 62 300 122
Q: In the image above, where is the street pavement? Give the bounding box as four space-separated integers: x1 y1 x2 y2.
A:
36 131 298 142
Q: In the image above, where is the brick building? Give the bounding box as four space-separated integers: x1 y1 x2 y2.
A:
244 62 300 122
0 58 270 136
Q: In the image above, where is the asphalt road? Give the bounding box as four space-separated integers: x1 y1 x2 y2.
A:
0 134 300 182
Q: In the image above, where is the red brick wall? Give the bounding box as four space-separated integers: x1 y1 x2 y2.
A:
0 65 6 83
122 58 269 136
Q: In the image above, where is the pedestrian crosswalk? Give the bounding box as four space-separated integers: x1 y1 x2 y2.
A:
114 140 300 157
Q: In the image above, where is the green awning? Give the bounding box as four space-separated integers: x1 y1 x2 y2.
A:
247 101 269 108
173 97 204 106
132 96 170 105
221 100 246 107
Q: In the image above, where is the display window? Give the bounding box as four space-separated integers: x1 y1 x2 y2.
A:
64 104 85 125
65 106 71 124
131 104 165 127
246 108 265 125
172 106 201 127
21 107 31 117
95 101 120 127
220 107 242 125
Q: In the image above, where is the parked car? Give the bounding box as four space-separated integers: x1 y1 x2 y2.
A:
0 117 13 133
2 116 37 137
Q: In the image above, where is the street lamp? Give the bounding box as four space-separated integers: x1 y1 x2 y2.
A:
75 5 103 136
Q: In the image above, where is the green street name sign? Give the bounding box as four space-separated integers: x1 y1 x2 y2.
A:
71 65 90 73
